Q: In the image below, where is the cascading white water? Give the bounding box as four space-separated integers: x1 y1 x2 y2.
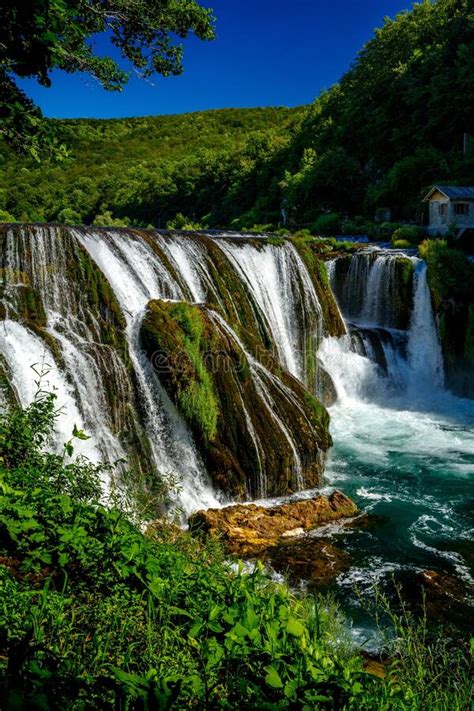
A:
217 240 323 384
407 260 445 392
0 319 102 463
159 234 212 304
74 229 221 512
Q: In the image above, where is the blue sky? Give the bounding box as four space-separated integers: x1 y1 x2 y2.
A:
19 0 413 119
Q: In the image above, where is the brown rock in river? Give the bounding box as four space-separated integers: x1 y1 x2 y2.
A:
266 538 351 588
188 490 358 556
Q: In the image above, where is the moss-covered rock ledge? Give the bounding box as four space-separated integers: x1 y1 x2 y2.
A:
140 300 332 499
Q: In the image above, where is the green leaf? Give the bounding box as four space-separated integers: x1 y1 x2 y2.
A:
286 618 305 637
231 622 249 639
209 604 221 621
264 665 284 689
284 680 298 699
245 605 259 630
189 619 203 638
72 424 90 440
208 620 223 633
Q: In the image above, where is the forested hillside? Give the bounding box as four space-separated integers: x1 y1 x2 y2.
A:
0 107 304 228
0 0 473 231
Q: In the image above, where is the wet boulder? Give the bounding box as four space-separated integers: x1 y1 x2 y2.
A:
188 490 358 556
265 538 352 588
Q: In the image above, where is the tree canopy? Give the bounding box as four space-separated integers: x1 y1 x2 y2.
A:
0 0 215 157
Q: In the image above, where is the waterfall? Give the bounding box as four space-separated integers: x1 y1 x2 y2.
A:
407 260 445 392
217 240 323 385
330 249 413 330
324 248 445 404
1 225 329 511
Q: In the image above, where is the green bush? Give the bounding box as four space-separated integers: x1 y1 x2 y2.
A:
57 207 82 225
166 212 204 230
311 213 342 235
248 223 274 233
0 209 16 222
92 210 131 227
391 225 423 246
266 235 286 246
392 239 411 249
341 216 374 238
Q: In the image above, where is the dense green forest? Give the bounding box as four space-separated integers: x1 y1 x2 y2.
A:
0 107 304 228
0 0 473 232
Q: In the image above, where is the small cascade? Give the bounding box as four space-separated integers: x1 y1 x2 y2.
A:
324 249 445 404
330 249 413 330
217 240 323 385
407 260 445 391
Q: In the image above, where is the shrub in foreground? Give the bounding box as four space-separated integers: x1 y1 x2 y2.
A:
0 389 472 708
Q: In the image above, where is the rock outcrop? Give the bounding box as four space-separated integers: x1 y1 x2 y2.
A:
188 490 358 556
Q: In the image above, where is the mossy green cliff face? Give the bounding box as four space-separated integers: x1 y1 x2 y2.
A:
421 240 474 398
140 299 332 499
